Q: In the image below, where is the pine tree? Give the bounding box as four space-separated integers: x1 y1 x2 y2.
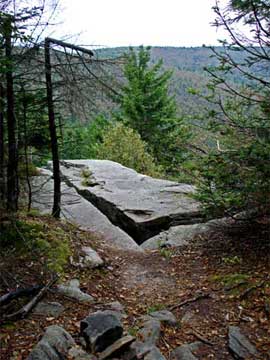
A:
120 46 191 175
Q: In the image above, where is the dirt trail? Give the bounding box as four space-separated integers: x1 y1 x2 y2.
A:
1 218 269 359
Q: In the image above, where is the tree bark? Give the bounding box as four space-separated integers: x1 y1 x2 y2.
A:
5 16 18 212
0 83 5 203
44 38 61 218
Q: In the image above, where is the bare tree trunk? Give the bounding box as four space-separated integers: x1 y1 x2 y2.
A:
44 38 61 218
5 16 18 212
21 88 32 212
0 83 5 203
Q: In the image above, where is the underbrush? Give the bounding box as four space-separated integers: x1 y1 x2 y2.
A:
0 213 71 275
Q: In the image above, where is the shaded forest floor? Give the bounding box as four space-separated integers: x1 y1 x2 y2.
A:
0 214 270 359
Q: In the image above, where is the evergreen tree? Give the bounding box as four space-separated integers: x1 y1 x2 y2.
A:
196 0 270 219
120 46 191 175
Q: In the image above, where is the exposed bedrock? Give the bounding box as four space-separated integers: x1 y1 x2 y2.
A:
58 160 203 244
31 168 142 252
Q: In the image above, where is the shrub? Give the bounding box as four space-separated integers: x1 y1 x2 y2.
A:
97 123 164 177
0 218 71 274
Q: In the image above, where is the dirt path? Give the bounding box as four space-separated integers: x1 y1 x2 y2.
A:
1 218 269 359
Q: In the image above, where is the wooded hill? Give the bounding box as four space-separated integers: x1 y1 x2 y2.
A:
95 46 260 117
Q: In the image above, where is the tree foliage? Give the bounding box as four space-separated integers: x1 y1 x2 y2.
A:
196 0 270 219
119 46 192 176
97 122 163 178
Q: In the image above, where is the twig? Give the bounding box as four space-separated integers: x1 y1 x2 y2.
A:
185 328 214 346
2 276 58 321
169 293 211 311
239 279 268 300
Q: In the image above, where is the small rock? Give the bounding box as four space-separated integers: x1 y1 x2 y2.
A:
149 310 177 326
33 302 65 318
69 346 96 360
57 279 94 303
144 346 166 360
171 342 202 360
103 302 127 320
80 246 104 269
27 325 75 360
81 311 123 353
228 326 258 359
137 319 161 345
181 311 195 325
98 335 135 360
106 301 125 313
130 340 152 358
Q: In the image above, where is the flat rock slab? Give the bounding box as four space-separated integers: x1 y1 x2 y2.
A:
228 326 258 359
98 335 135 359
31 169 142 252
27 325 75 360
32 301 65 318
59 160 202 244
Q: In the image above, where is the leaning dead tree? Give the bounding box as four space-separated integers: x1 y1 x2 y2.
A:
44 37 122 218
0 0 122 217
44 37 94 218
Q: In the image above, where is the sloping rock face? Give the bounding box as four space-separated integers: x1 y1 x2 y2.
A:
31 169 141 252
59 160 203 244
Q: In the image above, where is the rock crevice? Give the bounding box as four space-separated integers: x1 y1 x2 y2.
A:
58 160 204 245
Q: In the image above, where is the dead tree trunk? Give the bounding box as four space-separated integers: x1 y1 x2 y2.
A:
43 37 94 219
0 82 5 203
44 38 61 218
5 16 18 212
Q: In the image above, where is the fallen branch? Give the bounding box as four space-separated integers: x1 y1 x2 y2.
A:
169 292 211 311
0 285 43 307
186 328 214 346
2 276 58 321
239 278 268 300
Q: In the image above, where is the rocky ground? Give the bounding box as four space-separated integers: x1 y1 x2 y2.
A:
0 213 269 359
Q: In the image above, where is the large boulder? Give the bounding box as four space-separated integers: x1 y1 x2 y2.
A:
80 311 123 353
27 325 75 360
31 169 142 252
59 160 203 244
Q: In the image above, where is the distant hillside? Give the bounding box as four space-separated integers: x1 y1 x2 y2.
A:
96 46 247 117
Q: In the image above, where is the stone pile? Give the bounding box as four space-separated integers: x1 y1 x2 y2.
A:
28 303 259 360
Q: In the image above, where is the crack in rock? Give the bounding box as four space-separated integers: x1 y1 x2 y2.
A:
58 160 204 245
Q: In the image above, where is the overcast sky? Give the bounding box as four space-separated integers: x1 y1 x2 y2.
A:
56 0 228 48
